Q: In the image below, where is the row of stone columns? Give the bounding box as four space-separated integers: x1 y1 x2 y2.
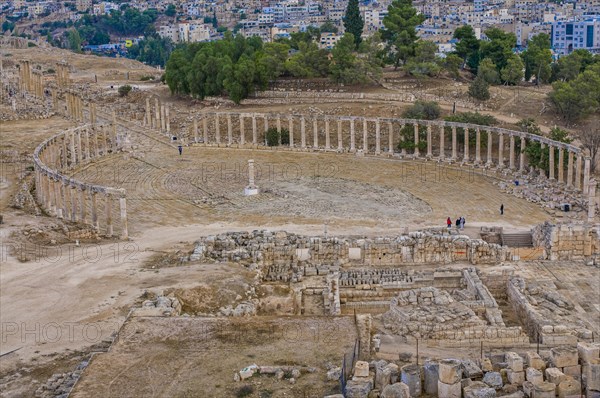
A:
145 97 170 134
56 61 70 88
190 113 588 191
34 125 128 238
30 69 44 98
19 60 32 93
65 91 84 122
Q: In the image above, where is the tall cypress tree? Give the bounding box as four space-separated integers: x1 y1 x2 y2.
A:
344 0 364 48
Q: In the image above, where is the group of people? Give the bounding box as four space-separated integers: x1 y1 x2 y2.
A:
446 216 466 230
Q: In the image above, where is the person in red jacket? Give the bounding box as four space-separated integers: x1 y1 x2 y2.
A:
447 217 452 229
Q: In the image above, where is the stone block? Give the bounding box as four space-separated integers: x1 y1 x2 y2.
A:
380 382 410 398
557 378 581 398
327 367 342 381
507 370 525 386
438 380 462 398
463 359 484 379
239 364 258 380
552 347 579 368
563 364 581 379
506 352 524 372
439 359 463 384
355 361 370 377
345 377 373 398
585 359 600 391
523 381 534 397
463 381 497 398
533 381 557 398
526 367 543 384
579 342 600 364
423 362 439 396
483 372 503 389
375 364 394 391
502 392 525 398
525 351 546 371
400 364 421 397
481 358 493 373
546 367 568 385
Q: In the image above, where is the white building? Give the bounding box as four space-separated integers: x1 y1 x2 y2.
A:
552 16 600 54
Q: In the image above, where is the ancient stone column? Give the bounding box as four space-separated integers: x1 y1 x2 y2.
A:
413 123 420 157
549 145 555 180
105 194 113 237
509 135 515 169
61 133 68 167
119 196 128 239
52 179 61 217
325 118 331 150
439 125 445 160
264 116 269 137
463 128 470 162
226 114 233 145
423 124 431 158
276 116 282 146
375 119 381 155
288 116 294 148
76 130 83 164
498 133 505 167
313 118 319 148
252 115 257 145
70 131 77 166
160 105 166 131
154 98 160 129
388 122 394 155
244 159 259 196
70 185 77 222
539 142 546 176
520 137 526 173
203 117 208 145
576 154 583 189
363 119 368 152
451 126 457 160
583 157 591 195
91 103 97 126
112 109 117 145
61 181 68 219
145 97 151 126
337 119 343 151
350 119 356 152
79 188 87 223
558 147 564 183
239 116 245 145
486 130 493 165
475 128 481 164
300 116 306 148
214 113 220 144
567 151 574 187
165 105 170 134
194 118 199 143
90 191 98 230
588 179 597 222
93 127 99 158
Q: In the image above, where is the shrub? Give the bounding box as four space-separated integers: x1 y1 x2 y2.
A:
28 42 37 47
266 128 290 146
118 85 132 97
402 100 440 120
46 68 55 74
140 75 153 81
468 75 490 101
235 385 254 398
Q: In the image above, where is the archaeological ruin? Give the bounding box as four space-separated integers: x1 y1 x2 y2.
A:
0 47 599 398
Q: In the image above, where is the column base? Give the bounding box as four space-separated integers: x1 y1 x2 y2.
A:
244 186 259 196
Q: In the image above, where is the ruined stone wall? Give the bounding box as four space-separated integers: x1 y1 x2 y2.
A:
533 222 600 261
190 231 512 281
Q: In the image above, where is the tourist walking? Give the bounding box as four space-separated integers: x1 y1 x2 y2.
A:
178 145 183 156
447 217 452 229
500 204 504 215
460 217 465 230
455 218 461 230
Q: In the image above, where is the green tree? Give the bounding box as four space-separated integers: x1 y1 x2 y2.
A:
442 54 463 79
381 0 425 68
66 29 82 52
453 25 480 70
285 41 330 77
2 21 15 32
479 28 516 71
118 85 132 97
404 40 441 77
165 4 176 17
521 33 552 84
128 36 174 67
524 124 572 176
554 49 595 81
320 20 338 34
344 0 363 47
501 55 524 85
548 64 600 124
469 75 490 101
477 58 500 84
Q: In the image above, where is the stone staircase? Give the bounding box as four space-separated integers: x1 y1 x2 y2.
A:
501 232 534 248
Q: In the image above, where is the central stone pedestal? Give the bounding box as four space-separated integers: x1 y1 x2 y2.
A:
244 186 258 196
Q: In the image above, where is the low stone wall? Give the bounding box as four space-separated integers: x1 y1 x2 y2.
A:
190 230 511 277
532 222 600 261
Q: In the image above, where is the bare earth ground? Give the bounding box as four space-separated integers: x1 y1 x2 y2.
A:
0 48 597 398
